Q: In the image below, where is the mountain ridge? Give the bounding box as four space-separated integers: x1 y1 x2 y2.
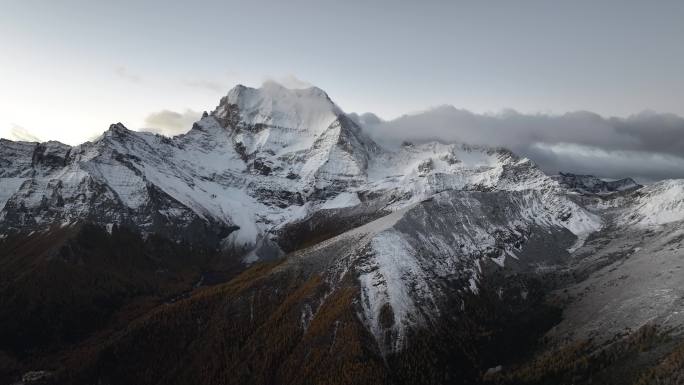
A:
552 172 642 196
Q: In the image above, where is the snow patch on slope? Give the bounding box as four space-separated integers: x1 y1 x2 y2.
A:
359 230 427 352
622 179 684 227
321 192 361 209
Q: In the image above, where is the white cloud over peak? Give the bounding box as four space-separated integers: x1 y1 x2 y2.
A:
262 74 313 90
6 125 41 142
142 109 202 136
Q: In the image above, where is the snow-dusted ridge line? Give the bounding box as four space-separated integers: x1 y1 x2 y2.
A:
618 179 684 227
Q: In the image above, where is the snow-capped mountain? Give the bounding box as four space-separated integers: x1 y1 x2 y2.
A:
0 83 604 349
0 83 599 258
0 82 612 363
5 83 684 385
0 83 376 252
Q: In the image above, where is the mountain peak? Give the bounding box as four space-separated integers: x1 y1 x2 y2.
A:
224 82 332 104
212 83 341 134
107 122 130 134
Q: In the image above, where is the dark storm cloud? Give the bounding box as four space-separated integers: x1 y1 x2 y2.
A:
611 112 684 156
361 107 684 182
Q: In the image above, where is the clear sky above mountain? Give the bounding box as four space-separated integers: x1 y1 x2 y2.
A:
2 0 684 171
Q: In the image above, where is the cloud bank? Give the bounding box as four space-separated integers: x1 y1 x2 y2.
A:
361 107 684 182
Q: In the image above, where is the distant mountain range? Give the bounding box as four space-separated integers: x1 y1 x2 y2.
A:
2 83 684 385
552 172 641 195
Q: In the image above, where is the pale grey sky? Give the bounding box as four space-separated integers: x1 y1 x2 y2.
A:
2 0 684 148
